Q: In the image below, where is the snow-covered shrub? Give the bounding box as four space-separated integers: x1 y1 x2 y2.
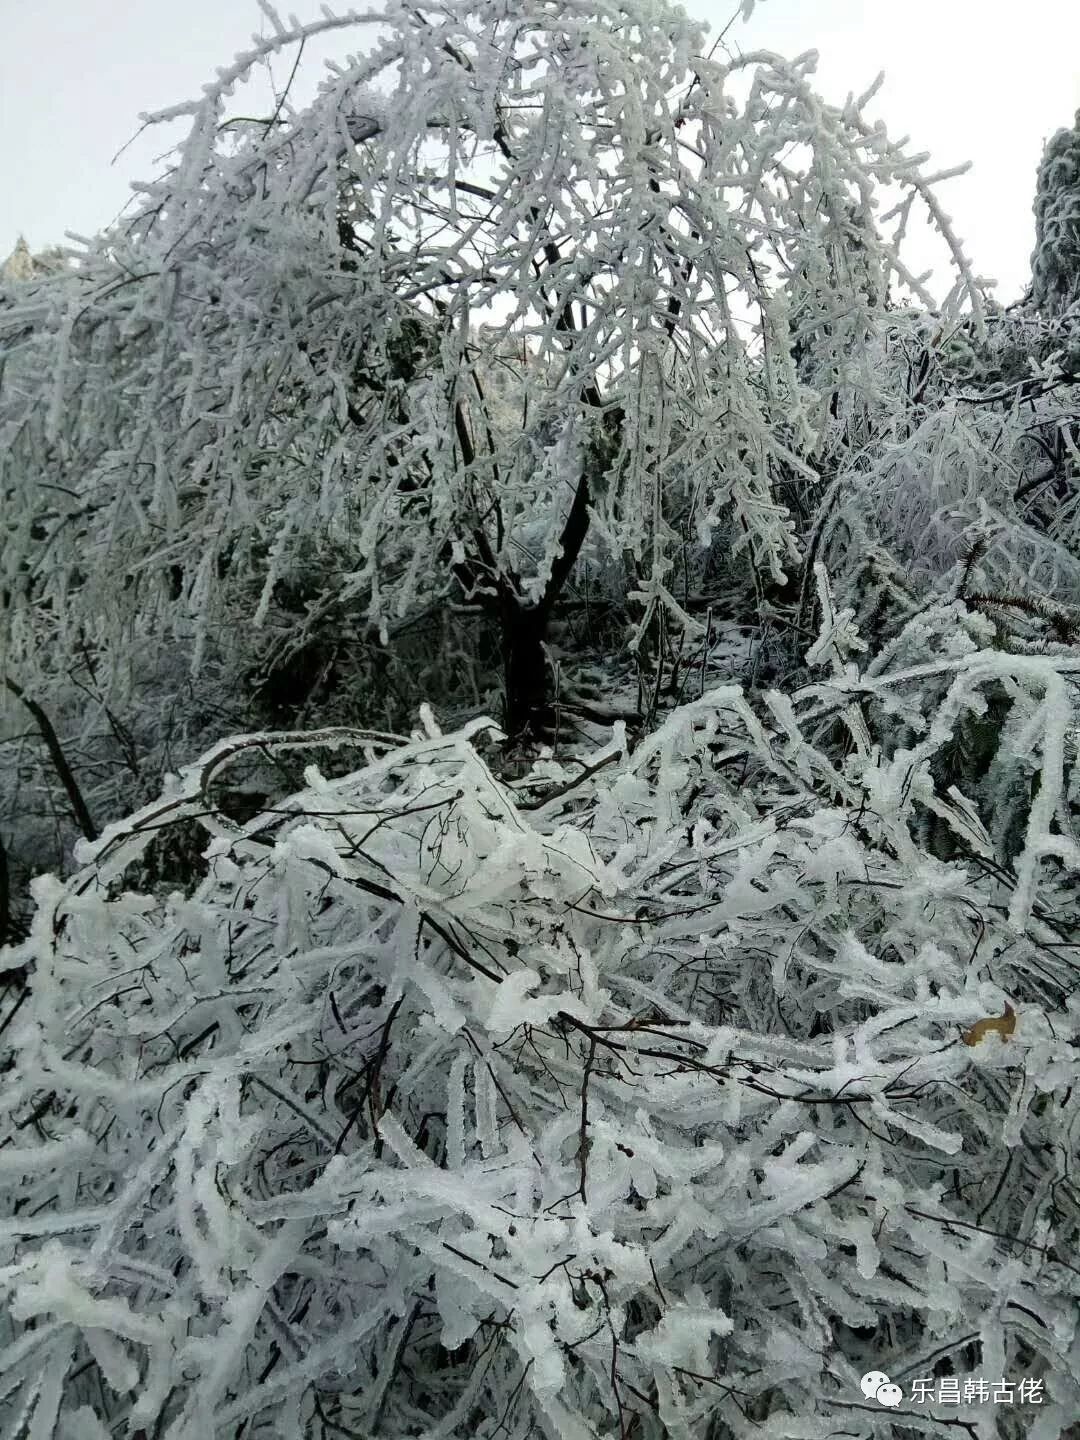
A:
3 609 1079 1437
800 302 1080 660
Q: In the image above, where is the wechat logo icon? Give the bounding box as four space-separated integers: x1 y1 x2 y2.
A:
861 1372 903 1408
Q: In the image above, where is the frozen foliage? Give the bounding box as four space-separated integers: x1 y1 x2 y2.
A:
2 611 1080 1438
797 300 1080 638
5 9 1080 1434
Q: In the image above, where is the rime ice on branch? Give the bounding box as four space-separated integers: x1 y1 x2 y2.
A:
2 619 1079 1435
0 0 984 737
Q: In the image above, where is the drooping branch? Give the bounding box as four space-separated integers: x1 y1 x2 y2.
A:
4 677 97 842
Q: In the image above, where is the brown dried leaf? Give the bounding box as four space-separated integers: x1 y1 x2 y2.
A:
962 1003 1016 1048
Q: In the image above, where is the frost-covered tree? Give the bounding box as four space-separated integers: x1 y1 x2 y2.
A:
795 294 1080 667
0 238 69 284
0 0 983 750
1032 108 1080 321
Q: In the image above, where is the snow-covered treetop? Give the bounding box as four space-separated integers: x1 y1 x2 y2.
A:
0 237 69 283
1032 108 1080 319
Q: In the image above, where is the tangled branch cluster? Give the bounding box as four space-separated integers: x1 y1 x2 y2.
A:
2 613 1079 1438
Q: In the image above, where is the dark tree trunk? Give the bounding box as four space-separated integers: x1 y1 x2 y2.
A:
0 834 10 949
4 678 98 842
500 600 552 741
494 407 624 740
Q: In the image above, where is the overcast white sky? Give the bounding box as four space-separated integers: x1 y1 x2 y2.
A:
2 0 1078 303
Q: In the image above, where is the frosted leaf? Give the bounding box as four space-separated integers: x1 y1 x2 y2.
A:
516 1308 565 1400
633 1299 733 1372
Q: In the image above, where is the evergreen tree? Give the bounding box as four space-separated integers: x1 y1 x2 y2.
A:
1032 107 1080 320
